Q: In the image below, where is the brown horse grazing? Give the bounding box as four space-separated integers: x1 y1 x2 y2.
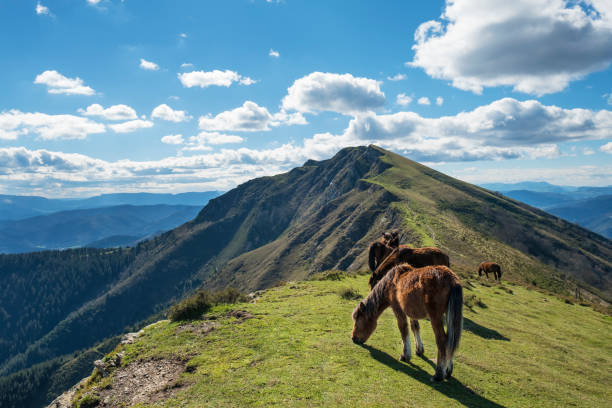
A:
369 246 450 289
478 262 502 281
352 264 463 382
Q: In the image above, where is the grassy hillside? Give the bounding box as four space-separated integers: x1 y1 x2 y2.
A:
67 273 612 407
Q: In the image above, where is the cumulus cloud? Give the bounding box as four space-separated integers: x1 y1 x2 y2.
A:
78 104 137 121
36 2 50 15
0 145 307 196
281 72 385 115
0 110 105 140
409 0 612 95
198 101 306 132
139 58 160 71
161 134 184 145
178 70 256 88
601 141 612 154
108 119 153 133
396 93 412 106
296 98 612 163
269 49 280 58
387 74 407 81
417 97 430 106
34 70 96 96
151 104 191 122
87 0 102 4
436 97 444 106
187 132 244 147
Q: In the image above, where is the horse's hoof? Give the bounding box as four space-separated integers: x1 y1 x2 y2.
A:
416 348 424 357
400 354 410 363
431 373 444 382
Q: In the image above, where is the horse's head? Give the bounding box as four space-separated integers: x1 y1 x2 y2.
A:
351 301 377 344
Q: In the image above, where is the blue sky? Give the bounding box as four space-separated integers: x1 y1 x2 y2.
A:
1 0 611 197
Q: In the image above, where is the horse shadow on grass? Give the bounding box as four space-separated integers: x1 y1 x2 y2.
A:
360 344 507 408
464 318 510 341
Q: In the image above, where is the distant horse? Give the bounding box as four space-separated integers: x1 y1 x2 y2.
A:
369 246 449 289
367 230 407 272
352 264 463 382
478 262 502 281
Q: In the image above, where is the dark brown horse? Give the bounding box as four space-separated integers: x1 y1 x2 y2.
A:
478 262 502 281
352 264 463 381
367 230 407 272
369 246 450 289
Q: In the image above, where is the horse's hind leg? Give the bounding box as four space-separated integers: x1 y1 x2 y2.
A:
410 319 424 356
392 305 411 362
429 315 448 382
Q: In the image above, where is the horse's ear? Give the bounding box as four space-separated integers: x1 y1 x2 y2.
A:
358 302 366 312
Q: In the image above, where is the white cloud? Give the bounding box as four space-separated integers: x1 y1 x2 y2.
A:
0 110 105 140
409 0 612 95
281 72 385 115
178 70 256 88
583 147 595 155
417 97 430 106
34 70 95 96
436 97 444 106
86 0 102 4
161 134 184 145
295 98 612 163
182 132 245 151
78 104 137 121
396 93 412 106
179 33 187 38
139 58 160 71
601 142 612 154
181 63 193 69
151 104 191 122
387 74 406 81
108 119 153 133
36 2 50 15
269 49 280 58
198 101 306 132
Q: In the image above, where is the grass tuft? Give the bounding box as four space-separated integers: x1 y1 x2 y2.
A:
338 287 362 301
309 270 346 281
169 287 247 321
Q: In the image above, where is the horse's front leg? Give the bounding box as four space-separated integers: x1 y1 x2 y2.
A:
392 304 411 362
410 319 424 356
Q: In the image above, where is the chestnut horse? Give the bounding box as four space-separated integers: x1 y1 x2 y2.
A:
352 264 463 381
369 246 450 289
478 262 502 281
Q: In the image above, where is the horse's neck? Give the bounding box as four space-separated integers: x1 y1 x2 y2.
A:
364 279 392 318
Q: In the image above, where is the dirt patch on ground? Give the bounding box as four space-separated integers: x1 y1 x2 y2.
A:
176 320 217 336
95 358 188 407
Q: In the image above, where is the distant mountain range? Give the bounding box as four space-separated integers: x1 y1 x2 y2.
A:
480 183 612 239
0 204 203 253
0 191 222 221
0 191 222 253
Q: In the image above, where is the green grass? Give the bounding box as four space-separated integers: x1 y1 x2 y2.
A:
75 275 612 407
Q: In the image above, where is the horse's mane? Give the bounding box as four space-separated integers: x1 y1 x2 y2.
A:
361 265 403 318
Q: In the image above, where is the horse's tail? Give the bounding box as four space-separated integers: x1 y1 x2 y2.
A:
368 242 379 272
446 283 463 359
